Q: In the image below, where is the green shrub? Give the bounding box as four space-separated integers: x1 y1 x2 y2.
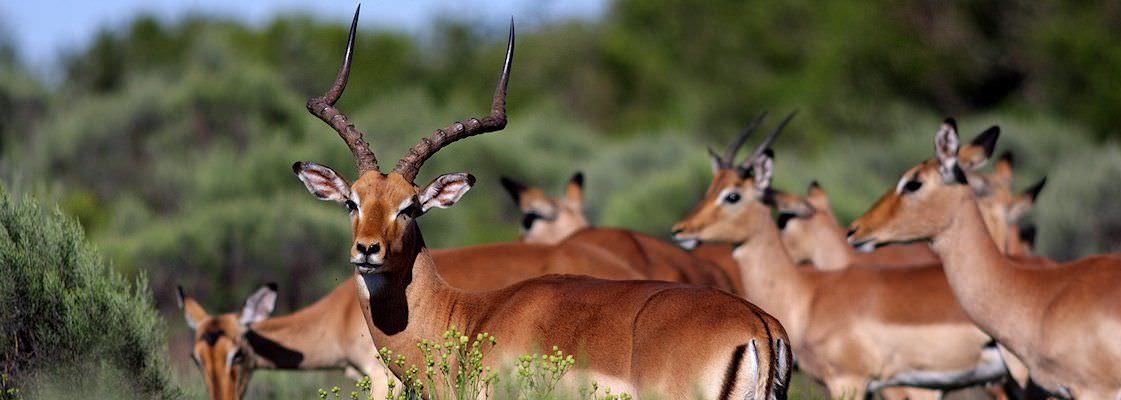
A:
0 190 179 398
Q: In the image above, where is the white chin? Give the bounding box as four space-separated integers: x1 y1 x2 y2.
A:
676 238 699 250
855 242 877 253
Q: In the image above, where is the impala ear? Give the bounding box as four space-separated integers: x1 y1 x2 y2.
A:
751 149 775 192
177 286 209 331
958 126 1000 171
1009 177 1046 223
499 176 526 204
565 172 585 204
805 180 831 210
293 162 352 203
708 147 724 174
420 173 475 212
934 119 967 184
239 283 278 326
771 190 815 218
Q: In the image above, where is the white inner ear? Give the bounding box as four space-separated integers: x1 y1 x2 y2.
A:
296 163 351 203
753 158 773 190
420 174 473 212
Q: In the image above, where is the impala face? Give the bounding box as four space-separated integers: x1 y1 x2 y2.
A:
291 6 509 275
847 119 976 248
294 164 474 274
672 151 780 248
177 285 277 400
500 173 588 244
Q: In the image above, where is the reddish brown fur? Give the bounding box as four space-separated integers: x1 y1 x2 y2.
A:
848 121 1121 399
503 175 742 294
333 171 791 399
673 162 999 399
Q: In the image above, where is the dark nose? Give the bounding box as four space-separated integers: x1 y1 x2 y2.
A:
355 242 381 255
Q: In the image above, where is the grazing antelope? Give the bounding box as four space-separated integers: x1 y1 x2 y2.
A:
500 172 741 293
291 9 791 398
848 118 1121 400
177 283 391 400
671 116 1008 400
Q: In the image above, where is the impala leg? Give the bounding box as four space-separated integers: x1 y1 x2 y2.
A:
881 387 942 400
826 377 870 400
998 345 1029 391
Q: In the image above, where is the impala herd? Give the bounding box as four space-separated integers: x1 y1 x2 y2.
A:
175 7 1120 400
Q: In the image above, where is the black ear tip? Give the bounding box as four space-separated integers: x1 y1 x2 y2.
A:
292 161 304 174
943 117 957 128
1020 224 1037 243
973 126 1001 156
466 174 477 186
809 180 821 189
762 148 775 158
266 282 278 292
1027 177 1047 199
571 172 584 187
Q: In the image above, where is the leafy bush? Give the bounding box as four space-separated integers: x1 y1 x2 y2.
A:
0 190 179 398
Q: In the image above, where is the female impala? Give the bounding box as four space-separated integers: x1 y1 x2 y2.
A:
500 172 741 294
671 118 1008 400
177 284 390 400
848 119 1121 400
773 128 1000 270
291 9 791 398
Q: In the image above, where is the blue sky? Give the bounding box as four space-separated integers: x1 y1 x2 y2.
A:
1 0 607 67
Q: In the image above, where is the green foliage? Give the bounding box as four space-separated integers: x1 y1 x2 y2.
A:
514 346 576 399
376 327 499 399
1 3 1120 396
0 374 20 400
0 190 178 398
325 329 624 400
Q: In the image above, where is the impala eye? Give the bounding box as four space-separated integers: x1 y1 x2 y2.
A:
344 200 359 213
903 180 923 193
724 192 742 204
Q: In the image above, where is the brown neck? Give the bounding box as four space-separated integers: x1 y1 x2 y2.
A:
928 188 1044 349
248 283 358 370
355 221 472 370
732 206 811 340
808 215 855 270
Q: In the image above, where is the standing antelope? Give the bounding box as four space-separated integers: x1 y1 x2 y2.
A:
848 118 1121 400
177 283 391 400
291 9 791 398
671 116 1009 400
500 172 741 294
